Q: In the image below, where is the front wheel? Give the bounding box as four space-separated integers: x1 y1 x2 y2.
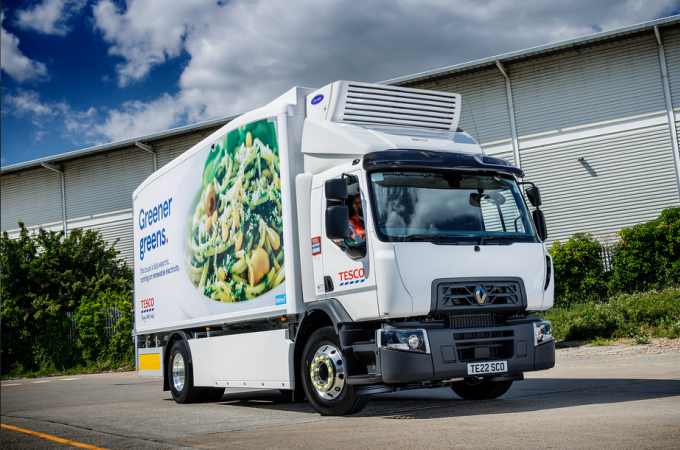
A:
301 327 371 415
451 377 513 400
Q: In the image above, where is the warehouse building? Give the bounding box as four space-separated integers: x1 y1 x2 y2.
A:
3 15 680 266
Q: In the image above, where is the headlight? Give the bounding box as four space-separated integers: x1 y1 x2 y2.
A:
377 329 430 354
534 321 553 346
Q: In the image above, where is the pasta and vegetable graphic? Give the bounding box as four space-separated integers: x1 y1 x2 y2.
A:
185 119 285 303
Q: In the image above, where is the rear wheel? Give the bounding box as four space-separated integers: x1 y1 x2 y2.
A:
451 377 513 400
168 340 204 403
301 327 371 415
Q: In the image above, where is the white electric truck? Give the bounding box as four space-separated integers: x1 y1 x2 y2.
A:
132 81 555 415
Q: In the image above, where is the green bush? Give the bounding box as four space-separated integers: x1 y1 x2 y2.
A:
542 288 680 341
548 233 609 306
609 206 680 294
1 224 134 376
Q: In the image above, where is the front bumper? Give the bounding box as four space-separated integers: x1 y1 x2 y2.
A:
379 320 555 384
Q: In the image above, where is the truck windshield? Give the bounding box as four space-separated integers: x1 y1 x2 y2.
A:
368 171 536 243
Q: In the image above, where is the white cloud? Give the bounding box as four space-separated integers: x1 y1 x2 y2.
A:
3 89 58 118
15 0 87 36
1 12 49 83
92 0 211 87
14 0 680 147
87 0 678 143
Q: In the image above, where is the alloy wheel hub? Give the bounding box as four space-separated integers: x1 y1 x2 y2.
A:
310 344 345 400
172 353 185 391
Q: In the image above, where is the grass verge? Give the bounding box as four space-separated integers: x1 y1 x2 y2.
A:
1 361 135 380
543 287 680 344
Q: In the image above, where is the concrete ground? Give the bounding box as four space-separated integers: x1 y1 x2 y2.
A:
2 348 679 449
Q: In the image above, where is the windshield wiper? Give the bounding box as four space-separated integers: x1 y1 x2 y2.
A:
402 234 471 243
479 234 528 245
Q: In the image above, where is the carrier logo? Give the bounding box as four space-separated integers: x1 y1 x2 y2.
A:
339 268 365 286
311 94 324 105
475 284 488 304
140 297 155 322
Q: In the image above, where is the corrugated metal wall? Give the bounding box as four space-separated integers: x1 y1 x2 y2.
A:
415 69 511 145
156 130 216 169
64 147 153 219
662 27 680 108
520 123 677 244
1 168 63 230
510 35 666 137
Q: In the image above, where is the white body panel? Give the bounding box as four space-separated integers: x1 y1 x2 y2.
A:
132 87 312 335
190 330 294 389
393 242 549 312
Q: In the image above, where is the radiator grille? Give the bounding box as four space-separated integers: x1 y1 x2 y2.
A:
437 281 522 312
336 83 461 131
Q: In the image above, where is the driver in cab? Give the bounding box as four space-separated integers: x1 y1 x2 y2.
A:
348 195 365 242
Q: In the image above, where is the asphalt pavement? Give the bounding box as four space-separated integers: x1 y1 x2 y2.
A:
2 348 679 449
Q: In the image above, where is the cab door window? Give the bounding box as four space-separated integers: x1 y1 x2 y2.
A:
327 176 366 258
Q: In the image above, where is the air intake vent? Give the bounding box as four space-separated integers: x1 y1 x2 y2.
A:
328 81 461 131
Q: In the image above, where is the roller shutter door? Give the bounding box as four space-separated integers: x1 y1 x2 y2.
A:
662 27 680 108
412 69 511 145
511 35 666 137
64 147 153 220
519 123 678 246
1 168 63 231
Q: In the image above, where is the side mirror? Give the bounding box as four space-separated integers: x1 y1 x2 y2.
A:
532 209 548 241
326 206 350 240
325 178 348 200
526 186 542 207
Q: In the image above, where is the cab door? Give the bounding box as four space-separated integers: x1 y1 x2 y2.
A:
320 170 379 321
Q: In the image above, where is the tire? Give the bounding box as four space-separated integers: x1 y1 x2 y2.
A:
201 387 225 402
451 378 513 400
168 340 204 403
301 327 371 416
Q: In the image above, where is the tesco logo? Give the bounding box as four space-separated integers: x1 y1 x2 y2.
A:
339 268 365 286
141 297 155 313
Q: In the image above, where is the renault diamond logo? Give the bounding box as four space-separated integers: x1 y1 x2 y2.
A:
475 284 488 304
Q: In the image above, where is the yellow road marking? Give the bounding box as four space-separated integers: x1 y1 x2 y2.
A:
1 424 110 450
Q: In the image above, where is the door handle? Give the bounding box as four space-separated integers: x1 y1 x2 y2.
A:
324 276 334 292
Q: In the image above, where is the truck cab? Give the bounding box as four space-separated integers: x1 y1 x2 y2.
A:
290 81 555 414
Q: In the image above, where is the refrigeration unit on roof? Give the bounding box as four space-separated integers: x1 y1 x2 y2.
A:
316 81 462 132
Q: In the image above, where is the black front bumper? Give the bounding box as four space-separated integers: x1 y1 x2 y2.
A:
379 321 555 384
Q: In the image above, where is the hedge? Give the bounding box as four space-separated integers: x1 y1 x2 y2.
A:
1 224 134 377
549 206 680 306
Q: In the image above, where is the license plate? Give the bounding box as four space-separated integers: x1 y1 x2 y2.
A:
467 361 507 376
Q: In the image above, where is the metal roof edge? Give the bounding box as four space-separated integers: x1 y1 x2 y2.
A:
1 113 242 174
379 14 680 86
